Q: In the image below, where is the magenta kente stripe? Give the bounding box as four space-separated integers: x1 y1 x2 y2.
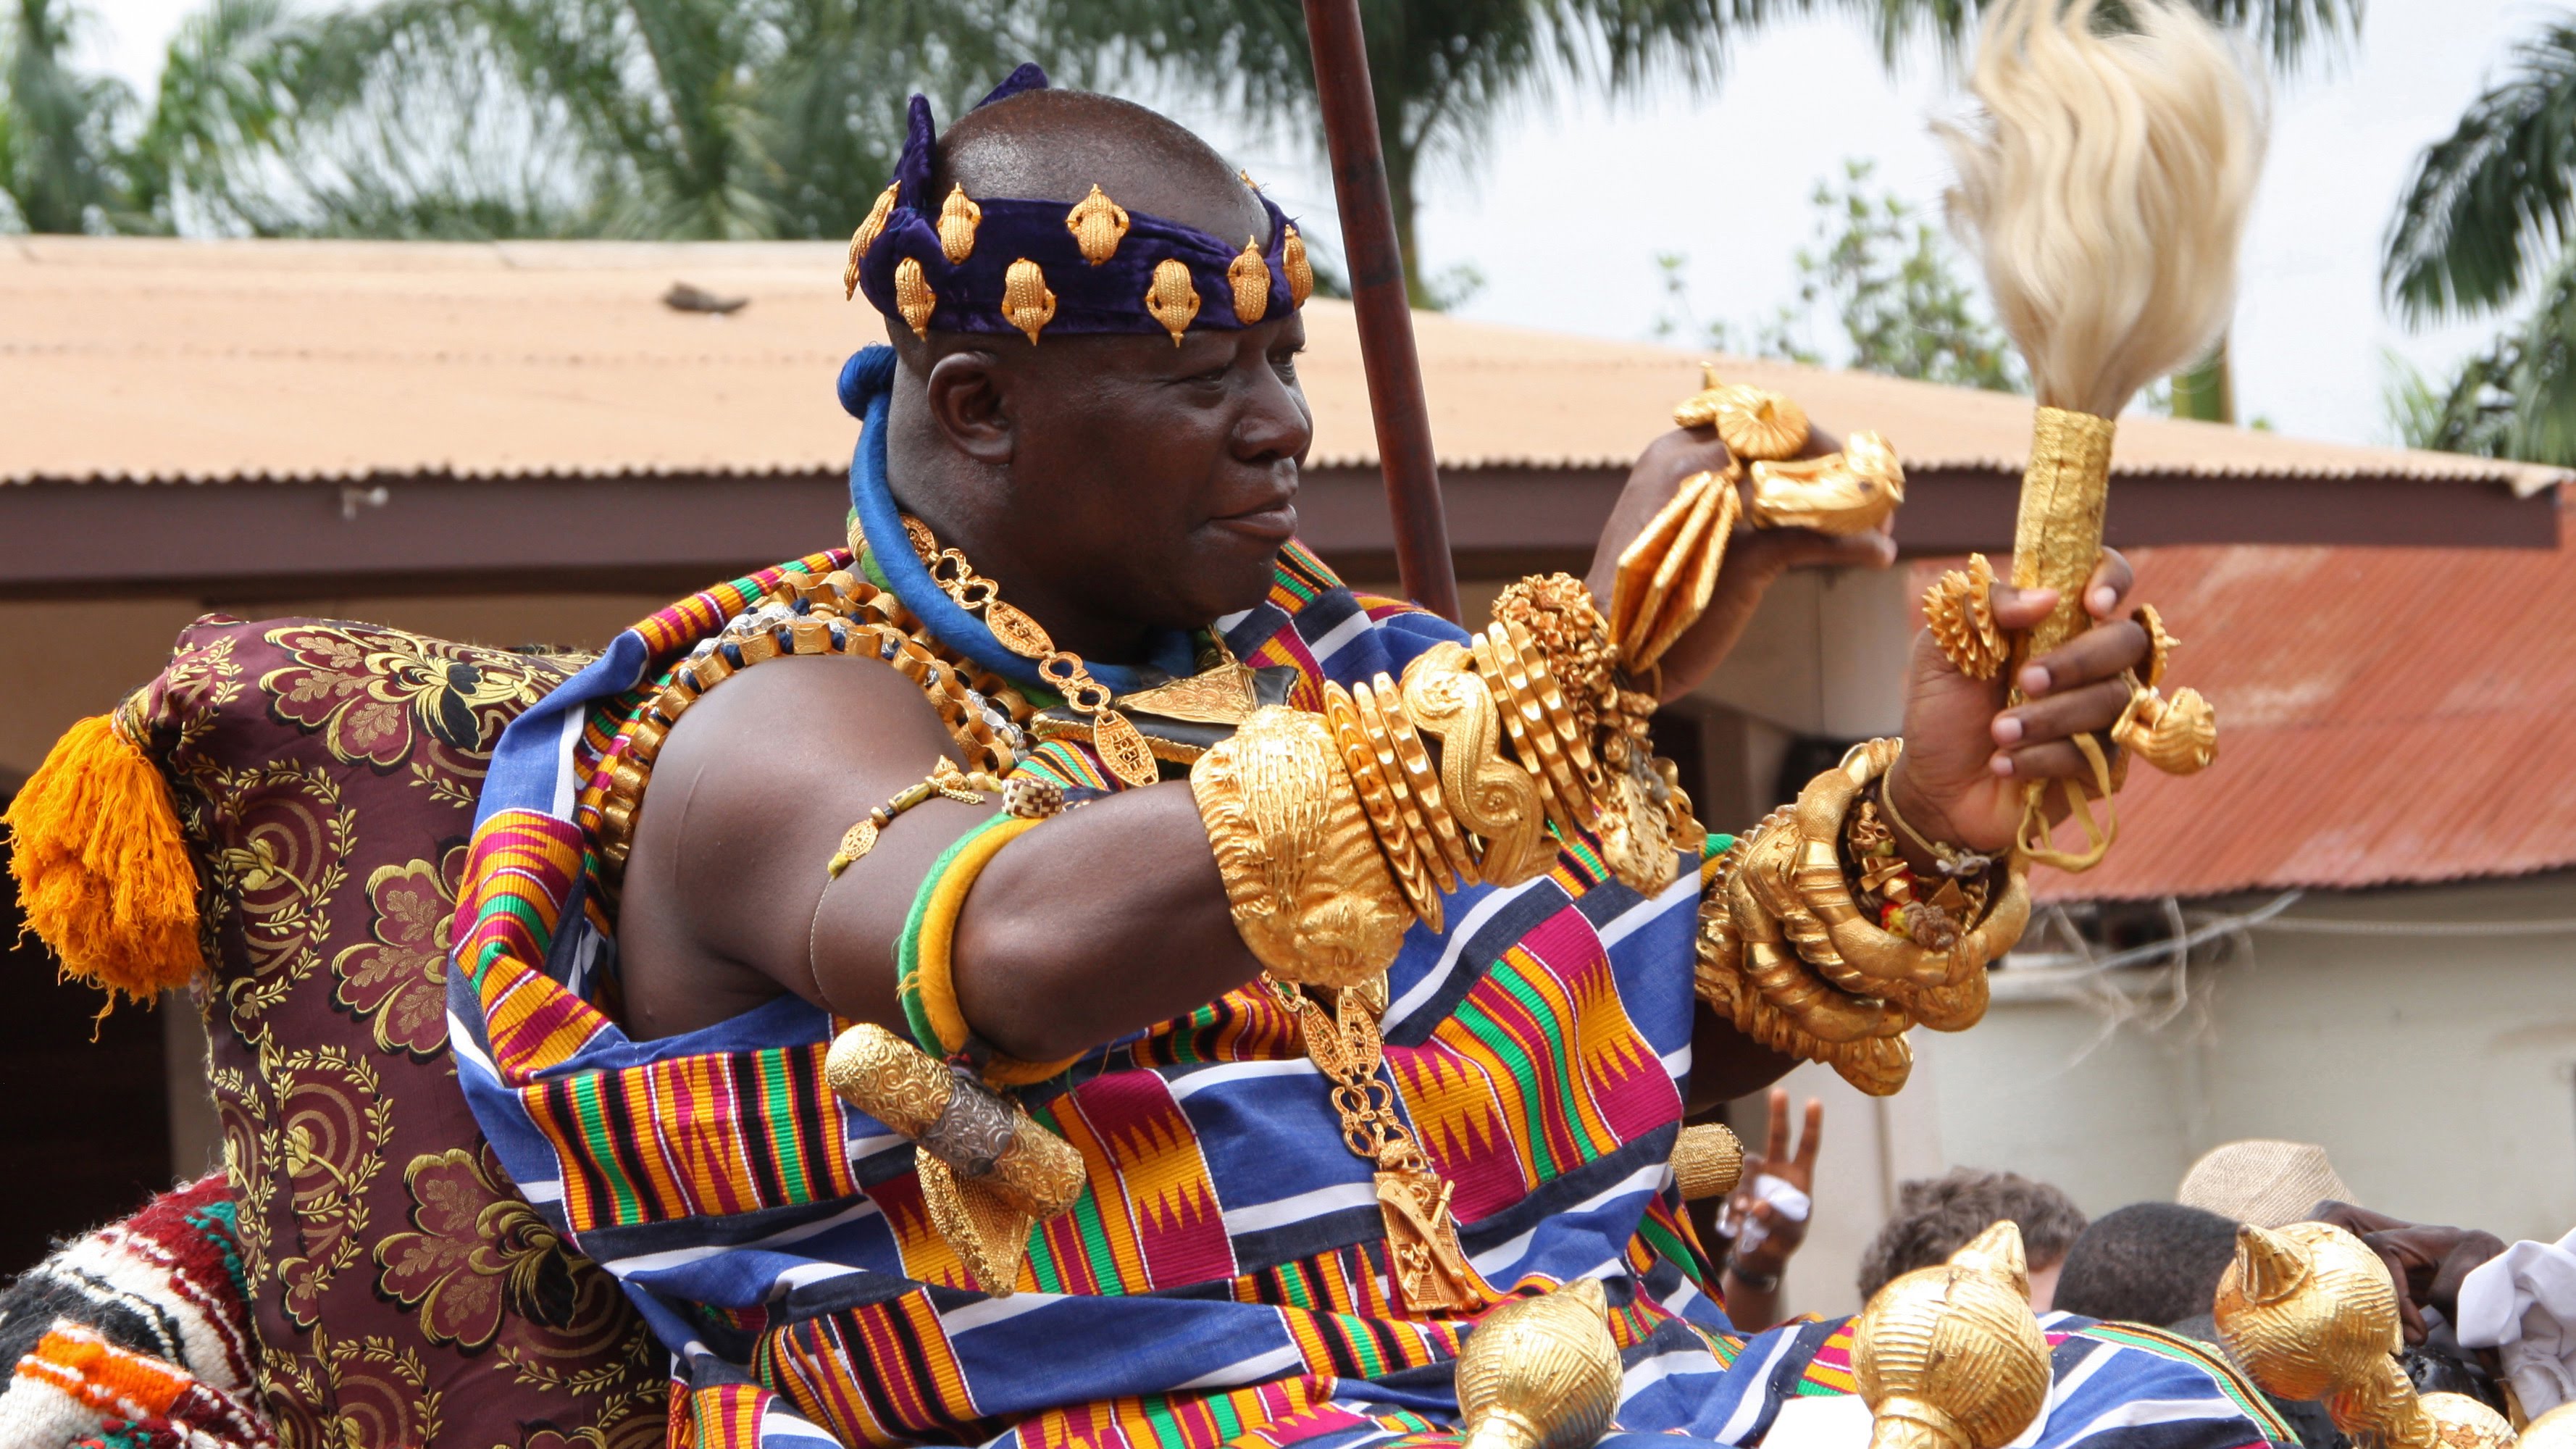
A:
1512 905 1681 1145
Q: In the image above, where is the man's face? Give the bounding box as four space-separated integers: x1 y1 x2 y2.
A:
1000 311 1313 629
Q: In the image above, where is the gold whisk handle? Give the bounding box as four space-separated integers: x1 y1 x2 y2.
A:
2008 406 2123 872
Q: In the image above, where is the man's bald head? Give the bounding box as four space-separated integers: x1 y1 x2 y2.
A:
932 88 1269 247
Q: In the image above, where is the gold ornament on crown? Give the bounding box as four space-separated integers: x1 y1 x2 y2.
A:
893 256 935 339
1066 184 1130 265
845 183 898 298
1145 259 1201 345
938 185 982 264
1229 238 1272 325
1284 225 1314 307
1001 259 1056 345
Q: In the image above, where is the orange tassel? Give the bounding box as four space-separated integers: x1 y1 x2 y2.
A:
4 711 202 1004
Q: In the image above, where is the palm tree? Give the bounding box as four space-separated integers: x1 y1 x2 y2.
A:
2382 14 2576 464
1 0 136 231
1050 0 2357 309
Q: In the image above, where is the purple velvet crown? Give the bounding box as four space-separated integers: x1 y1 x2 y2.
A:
849 64 1311 344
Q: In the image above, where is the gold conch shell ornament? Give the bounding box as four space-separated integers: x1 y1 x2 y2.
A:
1066 184 1130 264
1673 367 1810 461
1747 431 1907 535
1670 1122 1744 1201
1229 238 1272 325
1001 259 1056 345
893 256 936 339
2214 1222 2516 1449
1455 1277 1622 1449
845 182 898 299
938 184 982 264
1145 258 1201 346
1854 1220 2053 1449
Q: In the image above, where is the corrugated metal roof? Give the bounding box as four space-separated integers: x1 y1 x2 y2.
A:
2004 497 2576 901
4 235 2562 495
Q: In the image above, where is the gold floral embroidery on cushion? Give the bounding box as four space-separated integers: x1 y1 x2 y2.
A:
376 1144 585 1350
201 761 351 1042
268 1045 394 1329
260 623 548 769
333 845 462 1061
261 1330 440 1449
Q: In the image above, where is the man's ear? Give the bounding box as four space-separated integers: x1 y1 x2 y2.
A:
923 349 1014 465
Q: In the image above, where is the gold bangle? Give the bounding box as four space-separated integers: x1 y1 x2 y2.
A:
1400 645 1552 889
1351 677 1458 895
1477 623 1594 835
1368 670 1481 890
1502 617 1602 789
1325 682 1443 934
1190 706 1410 987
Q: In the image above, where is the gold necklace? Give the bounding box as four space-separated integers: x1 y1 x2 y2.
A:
900 516 1159 788
1263 973 1489 1315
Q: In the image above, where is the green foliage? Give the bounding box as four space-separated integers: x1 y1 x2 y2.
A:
1 0 137 232
2380 13 2576 466
1660 159 2023 393
1839 0 2359 77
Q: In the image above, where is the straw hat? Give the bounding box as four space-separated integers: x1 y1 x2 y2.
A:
2178 1140 2354 1227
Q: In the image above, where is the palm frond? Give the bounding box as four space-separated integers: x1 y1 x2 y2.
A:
1837 0 2358 75
2390 255 2576 467
2382 17 2576 323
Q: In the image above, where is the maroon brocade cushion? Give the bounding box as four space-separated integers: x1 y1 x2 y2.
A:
127 614 667 1449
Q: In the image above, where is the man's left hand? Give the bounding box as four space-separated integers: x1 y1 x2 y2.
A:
1890 551 2150 856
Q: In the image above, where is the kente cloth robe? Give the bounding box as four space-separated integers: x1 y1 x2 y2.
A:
450 542 2296 1449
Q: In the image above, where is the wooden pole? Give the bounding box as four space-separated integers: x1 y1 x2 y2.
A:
1300 0 1461 622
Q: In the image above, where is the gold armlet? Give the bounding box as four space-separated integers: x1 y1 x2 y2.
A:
1398 643 1552 888
1190 706 1410 988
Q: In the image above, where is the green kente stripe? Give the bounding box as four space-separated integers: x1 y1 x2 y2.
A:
1279 1262 1314 1311
572 1075 643 1224
1451 990 1563 1180
1141 1398 1185 1443
1558 832 1609 882
1066 1183 1122 1292
2080 1324 2293 1439
1208 1393 1245 1440
1637 1214 1710 1288
1019 1105 1074 1294
896 814 1018 1058
1492 965 1601 1164
758 1052 809 1202
1345 1314 1388 1378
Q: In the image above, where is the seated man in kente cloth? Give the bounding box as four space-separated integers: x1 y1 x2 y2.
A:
449 68 2291 1449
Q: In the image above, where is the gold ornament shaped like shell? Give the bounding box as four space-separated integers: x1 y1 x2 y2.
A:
1001 259 1057 345
1190 706 1410 987
2423 1394 2516 1449
1713 385 1812 461
1670 1122 1744 1201
1455 1277 1621 1449
1145 258 1201 346
1229 237 1272 325
2112 685 2217 777
1854 1221 2053 1449
1925 554 2007 680
845 182 898 298
2216 1222 2414 1412
1284 225 1314 307
938 184 982 264
1066 184 1131 265
893 256 936 338
1748 430 1907 536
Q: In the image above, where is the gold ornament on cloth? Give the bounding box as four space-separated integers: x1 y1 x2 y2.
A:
1925 554 2007 681
1747 431 1907 535
1455 1277 1622 1449
1229 237 1272 325
900 515 1158 788
1268 974 1492 1314
894 256 936 339
846 183 899 298
2212 1222 2514 1449
1192 708 1410 988
823 1024 1087 1296
1066 184 1130 264
1854 1221 2054 1449
1673 369 1812 462
1001 259 1057 344
938 185 982 264
1145 258 1202 345
1284 224 1315 306
1670 1122 1744 1201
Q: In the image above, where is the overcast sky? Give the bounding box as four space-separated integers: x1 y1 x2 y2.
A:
78 0 2559 448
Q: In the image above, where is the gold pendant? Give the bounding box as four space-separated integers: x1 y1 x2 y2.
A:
984 598 1054 659
828 819 879 877
1092 707 1159 788
1375 1169 1488 1315
1115 661 1260 726
918 1153 1036 1298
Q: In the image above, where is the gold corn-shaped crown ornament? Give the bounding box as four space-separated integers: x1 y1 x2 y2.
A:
1001 259 1056 345
845 183 899 299
1145 259 1201 346
1229 238 1272 325
1455 1277 1623 1449
2214 1223 2514 1449
892 256 936 339
1854 1220 2052 1449
938 184 982 264
1283 225 1314 307
1066 184 1130 264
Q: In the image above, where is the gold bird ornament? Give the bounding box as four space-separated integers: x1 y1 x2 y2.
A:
1455 1277 1623 1449
2213 1223 2516 1449
1854 1221 2053 1449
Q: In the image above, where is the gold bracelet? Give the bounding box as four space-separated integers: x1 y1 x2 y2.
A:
1368 670 1481 890
829 756 1005 877
1190 706 1410 988
1324 682 1444 934
1878 754 2001 880
1399 645 1552 889
1351 677 1458 896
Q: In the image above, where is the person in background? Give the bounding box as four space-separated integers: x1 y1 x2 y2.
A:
2178 1139 2354 1229
2054 1202 2241 1327
1856 1167 2089 1311
1707 1089 1823 1331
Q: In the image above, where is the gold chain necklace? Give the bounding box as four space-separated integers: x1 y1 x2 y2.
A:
1262 973 1489 1314
900 517 1159 789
